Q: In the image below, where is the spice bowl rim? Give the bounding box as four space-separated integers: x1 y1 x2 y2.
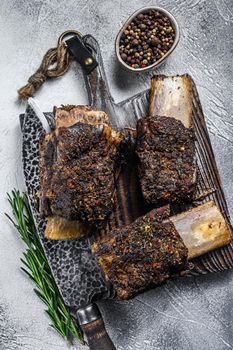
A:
115 6 180 72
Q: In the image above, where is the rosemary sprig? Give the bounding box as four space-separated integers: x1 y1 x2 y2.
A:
6 190 84 344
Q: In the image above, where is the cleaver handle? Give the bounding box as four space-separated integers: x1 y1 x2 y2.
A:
77 304 116 350
81 35 118 127
82 318 116 350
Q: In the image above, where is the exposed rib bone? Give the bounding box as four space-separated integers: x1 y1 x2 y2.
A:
150 75 193 128
171 201 231 259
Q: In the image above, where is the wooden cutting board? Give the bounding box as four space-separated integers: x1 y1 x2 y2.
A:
80 34 233 276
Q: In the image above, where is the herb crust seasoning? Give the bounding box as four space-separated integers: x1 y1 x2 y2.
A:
92 207 188 300
119 10 175 69
40 106 122 225
136 116 196 204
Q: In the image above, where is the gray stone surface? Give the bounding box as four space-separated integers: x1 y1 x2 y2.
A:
0 0 232 349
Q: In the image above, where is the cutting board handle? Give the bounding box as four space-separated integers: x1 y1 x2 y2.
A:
77 303 116 350
82 35 116 116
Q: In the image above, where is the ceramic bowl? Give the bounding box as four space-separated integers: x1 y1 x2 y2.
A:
115 7 180 72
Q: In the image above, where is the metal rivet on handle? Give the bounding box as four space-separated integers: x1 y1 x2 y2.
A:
85 57 93 66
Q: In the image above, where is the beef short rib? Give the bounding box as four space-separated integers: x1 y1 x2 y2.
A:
136 116 196 204
40 106 122 227
92 207 188 300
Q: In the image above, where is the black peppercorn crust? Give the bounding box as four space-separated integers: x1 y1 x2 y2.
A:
50 123 120 223
92 207 188 300
136 116 196 204
40 106 122 225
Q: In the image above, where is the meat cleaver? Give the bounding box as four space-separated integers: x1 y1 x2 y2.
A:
21 34 233 350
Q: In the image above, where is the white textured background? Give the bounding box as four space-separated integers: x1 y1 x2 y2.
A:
0 0 233 349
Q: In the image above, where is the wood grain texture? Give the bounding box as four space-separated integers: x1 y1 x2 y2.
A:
83 36 233 277
82 319 116 350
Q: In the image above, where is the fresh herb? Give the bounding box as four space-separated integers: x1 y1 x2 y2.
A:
6 190 84 344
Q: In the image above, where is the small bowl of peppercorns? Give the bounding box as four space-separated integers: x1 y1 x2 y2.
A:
115 7 180 71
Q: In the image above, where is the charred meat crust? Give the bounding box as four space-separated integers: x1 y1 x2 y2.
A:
40 106 122 225
92 207 188 300
48 123 121 222
136 116 196 204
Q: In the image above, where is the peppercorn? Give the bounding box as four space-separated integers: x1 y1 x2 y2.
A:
121 53 127 61
139 23 147 30
132 39 139 46
119 9 175 69
67 179 75 189
151 36 161 46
